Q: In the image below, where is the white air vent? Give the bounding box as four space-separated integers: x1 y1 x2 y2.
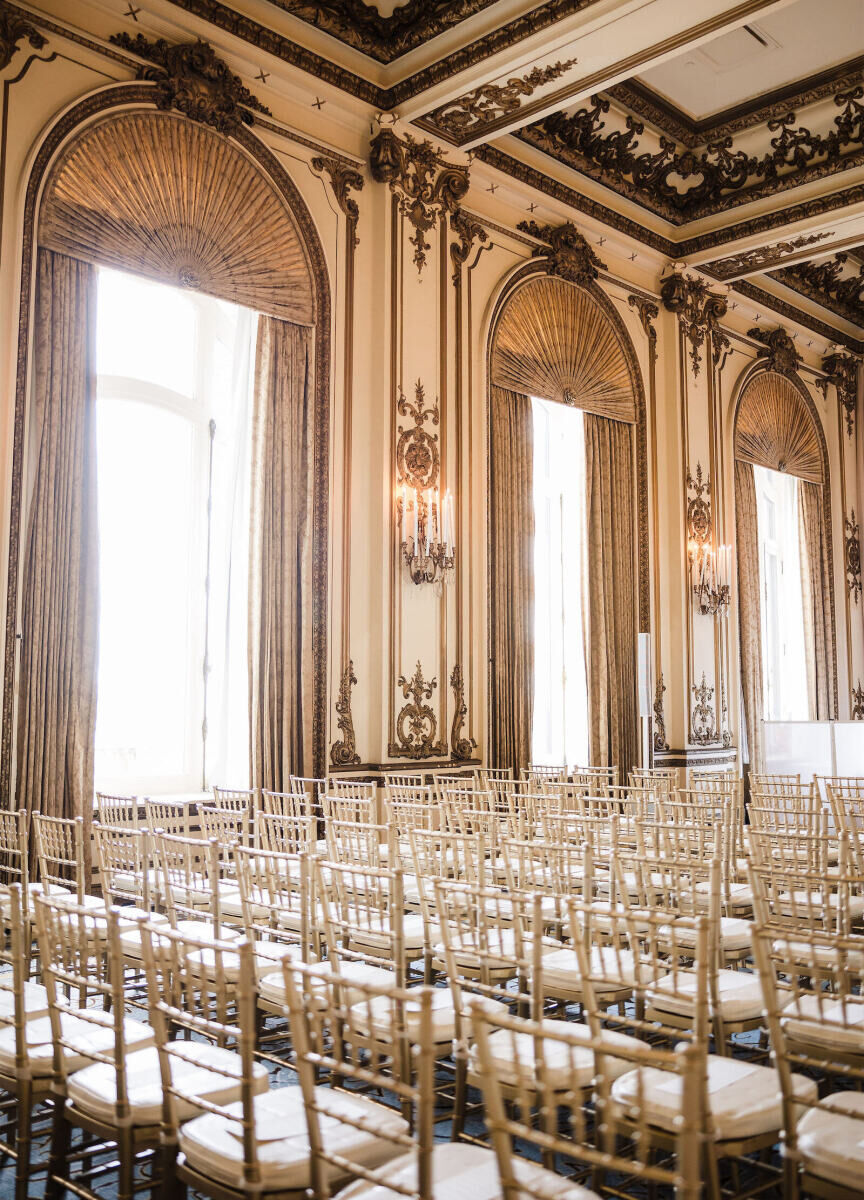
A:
697 23 780 72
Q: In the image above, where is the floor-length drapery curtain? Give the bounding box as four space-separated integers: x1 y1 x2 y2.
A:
583 413 638 777
248 316 313 791
16 249 99 823
735 460 765 773
489 386 535 776
798 480 835 720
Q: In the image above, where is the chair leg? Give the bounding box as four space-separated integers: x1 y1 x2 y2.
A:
46 1098 70 1200
160 1140 184 1200
451 1057 467 1142
703 1145 722 1200
13 1085 31 1200
117 1130 135 1200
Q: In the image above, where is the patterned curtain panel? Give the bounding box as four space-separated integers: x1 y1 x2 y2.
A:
799 480 837 720
490 276 636 423
38 111 314 326
248 317 314 790
583 413 638 776
16 249 98 826
735 371 822 483
489 386 535 776
734 460 765 772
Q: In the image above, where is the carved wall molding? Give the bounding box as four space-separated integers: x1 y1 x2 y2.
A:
396 379 439 492
389 662 447 758
853 680 864 720
704 232 833 281
686 461 712 554
774 252 864 331
370 129 468 272
0 4 46 70
330 661 361 766
748 325 802 377
516 220 606 287
627 294 659 359
312 155 364 244
653 673 669 752
691 672 719 745
660 274 729 376
449 664 476 760
846 511 862 605
424 59 576 142
519 87 864 224
110 34 270 132
449 208 488 287
821 351 860 436
732 279 863 357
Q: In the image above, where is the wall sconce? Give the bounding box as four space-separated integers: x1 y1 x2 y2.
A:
688 540 731 617
398 484 455 586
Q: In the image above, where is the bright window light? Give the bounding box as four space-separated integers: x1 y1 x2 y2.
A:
754 463 809 721
94 267 255 795
531 396 590 769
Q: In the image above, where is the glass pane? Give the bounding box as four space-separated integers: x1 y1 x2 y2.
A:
94 396 200 787
96 267 197 396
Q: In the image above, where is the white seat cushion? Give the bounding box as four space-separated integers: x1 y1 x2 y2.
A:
118 917 237 961
772 937 864 971
468 1020 645 1091
0 980 50 1021
781 993 864 1051
68 1042 268 1126
539 946 643 996
663 917 751 954
797 1091 864 1191
179 1083 408 1190
648 970 764 1023
335 1141 599 1200
350 914 435 956
218 888 269 920
0 1011 154 1078
611 1054 817 1142
186 942 305 981
349 991 506 1048
0 882 70 919
258 960 396 1010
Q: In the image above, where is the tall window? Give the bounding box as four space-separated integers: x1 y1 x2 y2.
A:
753 464 808 720
95 267 256 794
531 397 590 767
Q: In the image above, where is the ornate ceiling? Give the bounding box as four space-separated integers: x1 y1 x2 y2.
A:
149 0 864 343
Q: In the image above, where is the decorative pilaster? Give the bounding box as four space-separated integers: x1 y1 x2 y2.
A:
653 674 669 752
660 272 729 376
846 511 862 604
449 664 476 760
330 662 361 767
691 673 719 745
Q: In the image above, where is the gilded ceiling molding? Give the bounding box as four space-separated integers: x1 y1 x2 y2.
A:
423 59 577 142
110 33 270 132
732 279 863 356
330 661 361 767
516 220 605 287
0 3 46 70
449 664 476 761
653 673 669 752
449 208 488 287
853 680 864 720
747 325 802 377
660 274 729 377
821 351 859 436
312 155 364 244
389 662 447 759
519 87 864 224
704 233 833 281
773 252 864 328
691 673 718 746
369 129 468 272
846 512 862 605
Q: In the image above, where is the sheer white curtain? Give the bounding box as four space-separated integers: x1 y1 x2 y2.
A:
531 397 589 768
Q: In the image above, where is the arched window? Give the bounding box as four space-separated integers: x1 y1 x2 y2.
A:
734 368 836 771
488 269 648 778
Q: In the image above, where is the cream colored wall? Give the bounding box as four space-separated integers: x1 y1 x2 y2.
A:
1 3 862 791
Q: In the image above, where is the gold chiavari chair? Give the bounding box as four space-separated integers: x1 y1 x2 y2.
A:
0 809 40 932
211 785 257 814
747 844 864 938
92 824 169 969
0 886 52 1200
384 771 425 789
32 815 101 912
475 766 513 791
629 764 678 794
324 818 392 870
521 764 568 789
752 923 864 1199
261 787 312 820
94 791 140 829
408 829 489 981
749 771 803 794
322 791 376 825
431 772 474 808
471 1000 703 1200
281 960 455 1196
570 764 618 793
255 810 317 858
144 797 197 840
138 924 270 1198
151 831 241 944
35 898 160 1200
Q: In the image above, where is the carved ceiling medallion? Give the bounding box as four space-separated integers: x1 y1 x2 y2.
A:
110 34 270 132
370 129 468 272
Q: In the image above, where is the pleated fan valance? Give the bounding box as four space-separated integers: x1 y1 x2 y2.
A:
38 110 315 326
735 370 823 484
491 275 636 424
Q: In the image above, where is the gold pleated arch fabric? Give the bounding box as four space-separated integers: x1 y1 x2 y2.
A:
491 276 636 423
734 371 822 483
38 111 314 325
